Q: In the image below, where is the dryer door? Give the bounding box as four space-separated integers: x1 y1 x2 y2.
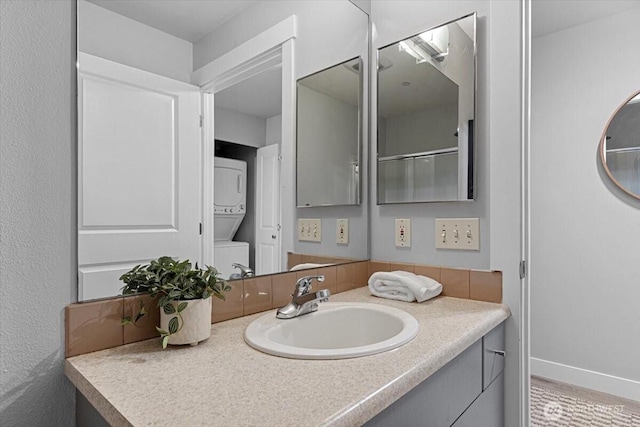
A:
214 166 244 208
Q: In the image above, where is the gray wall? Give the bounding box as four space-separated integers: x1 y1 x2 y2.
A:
531 6 640 394
0 0 76 424
370 1 491 269
78 0 193 83
371 2 524 426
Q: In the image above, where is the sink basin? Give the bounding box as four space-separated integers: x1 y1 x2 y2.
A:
244 302 419 359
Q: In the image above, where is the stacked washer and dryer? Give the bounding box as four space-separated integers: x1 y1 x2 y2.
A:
213 157 250 279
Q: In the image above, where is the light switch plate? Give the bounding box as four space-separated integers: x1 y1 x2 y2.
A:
309 218 321 242
298 218 322 242
395 218 411 247
336 219 349 244
435 218 480 250
297 219 306 241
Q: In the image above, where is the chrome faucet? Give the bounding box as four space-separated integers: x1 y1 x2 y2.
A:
276 275 330 319
232 263 254 278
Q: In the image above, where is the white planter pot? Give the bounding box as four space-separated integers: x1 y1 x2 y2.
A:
159 297 212 346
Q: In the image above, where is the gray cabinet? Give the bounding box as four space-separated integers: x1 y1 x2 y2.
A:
366 322 505 427
483 322 505 390
452 372 504 427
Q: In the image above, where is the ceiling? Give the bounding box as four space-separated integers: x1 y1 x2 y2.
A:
87 0 257 42
215 67 283 119
532 0 640 38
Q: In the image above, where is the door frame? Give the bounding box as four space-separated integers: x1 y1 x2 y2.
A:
520 0 532 425
193 16 297 270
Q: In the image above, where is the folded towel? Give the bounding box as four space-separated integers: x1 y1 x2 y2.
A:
289 263 332 272
368 270 443 302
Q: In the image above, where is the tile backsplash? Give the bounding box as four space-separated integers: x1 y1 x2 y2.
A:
65 258 501 358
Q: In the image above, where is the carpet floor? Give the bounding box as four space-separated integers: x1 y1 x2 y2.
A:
531 384 640 427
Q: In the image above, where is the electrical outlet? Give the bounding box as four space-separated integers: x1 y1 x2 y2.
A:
435 218 480 250
395 218 411 247
298 218 321 242
336 219 349 244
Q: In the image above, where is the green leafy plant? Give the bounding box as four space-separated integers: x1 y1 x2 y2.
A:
120 256 232 348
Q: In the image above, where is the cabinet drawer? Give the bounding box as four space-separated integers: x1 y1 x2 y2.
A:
482 321 505 390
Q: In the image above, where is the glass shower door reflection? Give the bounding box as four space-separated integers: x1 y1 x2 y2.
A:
378 152 459 203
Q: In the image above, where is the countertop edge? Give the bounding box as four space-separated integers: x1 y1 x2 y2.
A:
65 360 131 427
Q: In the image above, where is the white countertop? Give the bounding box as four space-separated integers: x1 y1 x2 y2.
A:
65 287 510 427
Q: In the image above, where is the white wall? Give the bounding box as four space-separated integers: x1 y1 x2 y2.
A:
79 0 192 83
214 106 267 148
0 0 76 424
297 85 359 206
371 2 524 426
266 115 282 145
384 104 459 155
531 7 640 400
194 1 367 80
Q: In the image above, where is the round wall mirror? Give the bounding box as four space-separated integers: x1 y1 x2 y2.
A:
599 90 640 199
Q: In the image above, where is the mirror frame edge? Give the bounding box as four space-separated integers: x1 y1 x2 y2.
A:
598 88 640 201
295 56 365 208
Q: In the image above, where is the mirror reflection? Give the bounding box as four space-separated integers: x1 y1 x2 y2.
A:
377 13 476 203
296 58 362 207
77 0 369 301
600 91 640 199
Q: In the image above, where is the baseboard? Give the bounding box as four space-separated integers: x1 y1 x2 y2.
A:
531 357 640 402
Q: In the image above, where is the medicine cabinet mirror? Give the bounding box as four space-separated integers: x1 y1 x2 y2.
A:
599 90 640 200
377 13 476 204
296 57 363 207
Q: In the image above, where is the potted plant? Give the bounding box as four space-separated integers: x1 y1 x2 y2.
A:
120 256 231 348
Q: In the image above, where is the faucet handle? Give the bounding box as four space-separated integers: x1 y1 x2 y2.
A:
232 263 254 278
294 275 325 295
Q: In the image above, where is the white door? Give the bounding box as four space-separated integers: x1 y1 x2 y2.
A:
78 53 201 300
255 144 281 275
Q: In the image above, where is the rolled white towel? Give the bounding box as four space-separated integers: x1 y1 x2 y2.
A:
289 263 332 272
368 270 443 303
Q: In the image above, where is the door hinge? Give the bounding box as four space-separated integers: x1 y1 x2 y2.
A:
519 260 526 279
199 223 203 235
199 115 203 127
277 154 282 161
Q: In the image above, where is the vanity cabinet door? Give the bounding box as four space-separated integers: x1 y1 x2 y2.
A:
483 322 505 390
452 371 504 427
365 340 482 427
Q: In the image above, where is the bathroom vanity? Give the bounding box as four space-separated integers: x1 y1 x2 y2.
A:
65 287 508 426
